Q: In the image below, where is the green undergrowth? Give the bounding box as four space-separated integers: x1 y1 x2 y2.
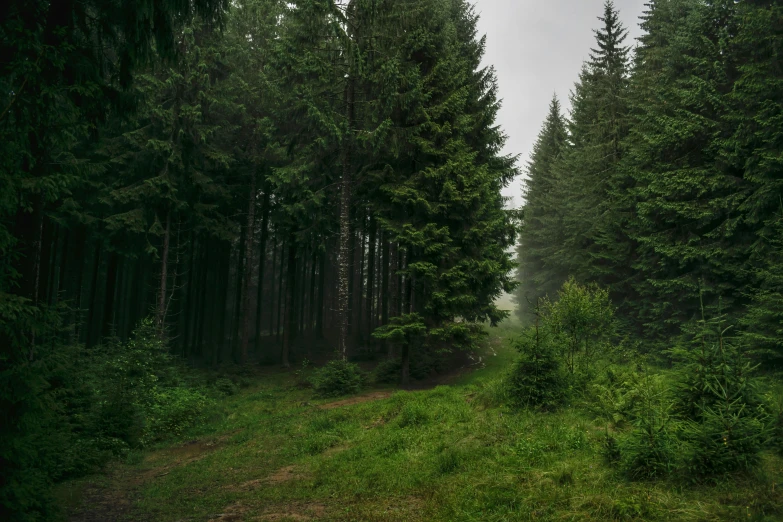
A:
57 326 783 522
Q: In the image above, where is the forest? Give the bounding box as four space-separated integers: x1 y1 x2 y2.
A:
0 0 781 521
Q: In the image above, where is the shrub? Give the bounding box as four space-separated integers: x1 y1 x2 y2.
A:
544 277 615 376
373 358 402 384
311 358 366 398
144 388 212 444
213 377 240 396
618 376 679 480
673 313 769 479
683 403 768 479
507 303 566 410
763 384 783 455
507 334 565 410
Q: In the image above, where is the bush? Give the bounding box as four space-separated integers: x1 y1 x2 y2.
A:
672 313 769 479
544 277 615 376
213 377 240 396
311 358 366 398
373 358 402 384
507 312 566 410
683 403 768 479
507 280 616 411
618 376 679 480
763 384 783 455
144 388 212 444
507 335 565 410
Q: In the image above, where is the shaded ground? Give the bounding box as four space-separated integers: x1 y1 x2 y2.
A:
65 360 474 522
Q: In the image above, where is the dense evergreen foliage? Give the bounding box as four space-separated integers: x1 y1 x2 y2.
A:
512 0 782 489
0 0 517 517
3 0 783 517
516 0 783 361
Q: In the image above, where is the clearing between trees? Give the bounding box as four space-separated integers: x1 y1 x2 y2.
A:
59 322 783 522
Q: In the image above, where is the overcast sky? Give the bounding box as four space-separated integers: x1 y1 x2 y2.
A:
473 0 646 209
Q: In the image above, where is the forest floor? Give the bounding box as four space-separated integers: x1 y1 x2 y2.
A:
57 321 783 522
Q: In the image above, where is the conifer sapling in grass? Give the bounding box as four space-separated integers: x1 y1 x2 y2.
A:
672 308 769 479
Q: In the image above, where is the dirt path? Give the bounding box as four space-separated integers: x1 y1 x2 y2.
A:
67 437 229 521
318 391 394 409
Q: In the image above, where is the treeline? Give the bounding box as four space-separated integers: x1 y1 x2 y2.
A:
1 0 517 518
1 0 516 364
516 0 783 360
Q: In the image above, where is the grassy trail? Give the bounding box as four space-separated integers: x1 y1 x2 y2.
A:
59 322 783 521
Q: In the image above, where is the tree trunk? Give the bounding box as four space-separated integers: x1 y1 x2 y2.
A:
338 69 356 361
269 237 278 337
387 240 399 359
156 210 172 336
276 241 285 341
230 221 247 362
401 342 411 386
102 252 119 338
316 252 325 339
281 239 296 367
365 217 376 346
353 219 365 347
240 171 257 364
255 188 271 347
55 228 69 307
85 239 102 347
381 233 389 325
308 250 317 337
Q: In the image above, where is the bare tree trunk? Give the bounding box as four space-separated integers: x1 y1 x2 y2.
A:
30 196 45 358
401 342 410 386
308 250 317 337
281 239 296 368
276 241 285 341
156 210 172 336
255 188 271 347
338 70 356 361
387 240 399 360
269 236 278 337
316 252 325 339
381 234 389 351
365 217 376 346
240 171 257 364
352 216 365 348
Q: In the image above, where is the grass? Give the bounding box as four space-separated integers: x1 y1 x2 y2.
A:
58 323 783 522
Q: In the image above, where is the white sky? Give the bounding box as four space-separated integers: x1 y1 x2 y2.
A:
473 0 646 209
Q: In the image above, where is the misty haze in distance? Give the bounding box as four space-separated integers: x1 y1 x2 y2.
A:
474 0 645 209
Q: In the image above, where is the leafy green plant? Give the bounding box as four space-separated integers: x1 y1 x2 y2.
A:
544 277 615 375
311 358 366 398
213 377 240 396
507 299 566 410
143 388 212 444
373 358 402 384
618 374 679 480
763 384 783 455
673 310 769 479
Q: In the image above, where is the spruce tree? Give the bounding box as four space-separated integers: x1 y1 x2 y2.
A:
539 1 630 296
729 2 783 364
515 95 568 322
625 0 745 341
375 0 518 383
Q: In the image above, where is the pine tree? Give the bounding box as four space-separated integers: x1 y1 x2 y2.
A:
625 0 745 341
515 96 568 321
533 1 630 302
374 0 518 383
729 2 783 364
